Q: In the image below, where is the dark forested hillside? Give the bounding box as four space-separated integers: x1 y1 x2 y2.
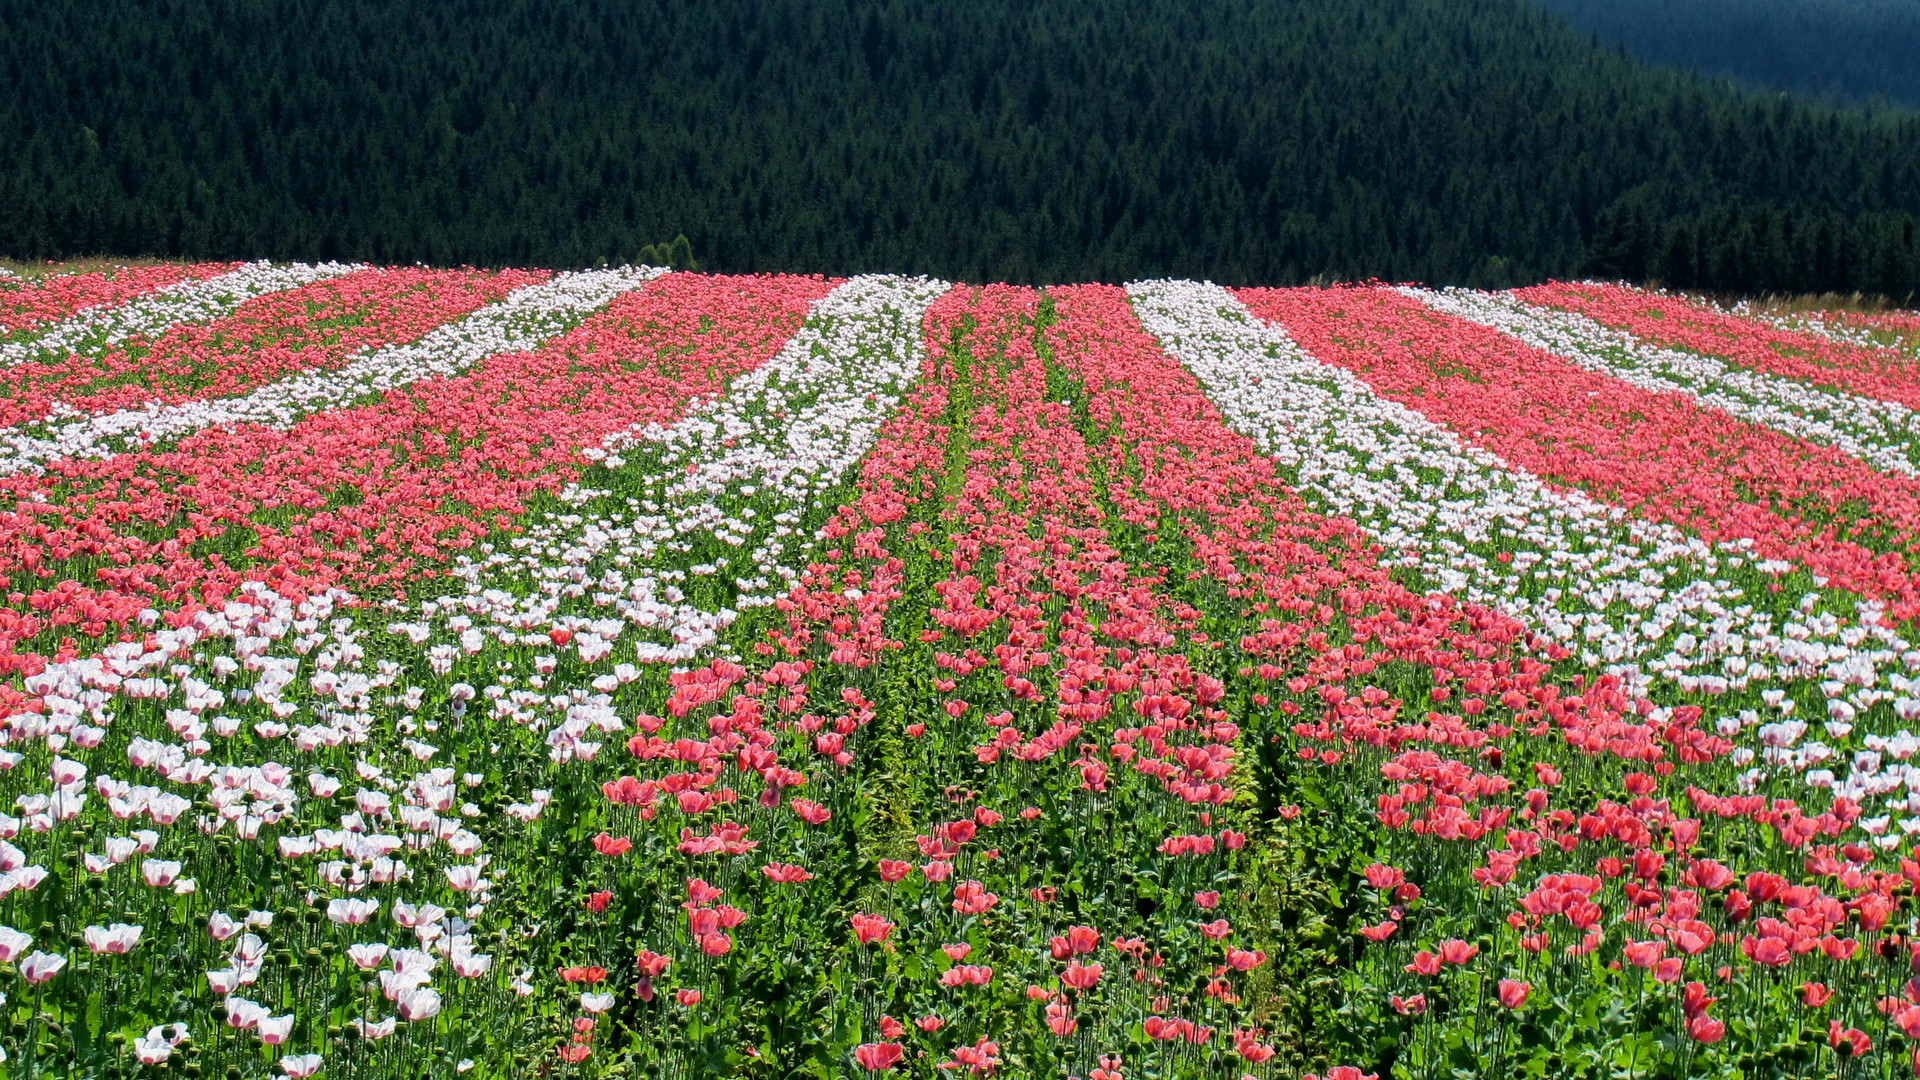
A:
2 0 1919 295
1531 0 1920 109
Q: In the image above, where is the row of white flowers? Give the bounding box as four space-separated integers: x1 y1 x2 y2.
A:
0 266 668 473
418 273 949 688
1414 286 1920 478
6 582 507 1075
0 268 691 1075
0 276 945 1074
0 260 361 369
10 271 942 882
1128 279 1920 821
1722 298 1893 351
10 268 1920 1072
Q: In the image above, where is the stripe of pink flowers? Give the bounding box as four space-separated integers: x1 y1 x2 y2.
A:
760 283 965 666
1053 283 1644 757
1237 285 1920 619
1831 308 1920 347
1051 284 1560 657
0 266 546 429
1515 281 1920 412
1051 285 1403 593
0 262 239 337
0 272 838 674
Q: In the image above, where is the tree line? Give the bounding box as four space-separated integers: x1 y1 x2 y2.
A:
1 0 1917 297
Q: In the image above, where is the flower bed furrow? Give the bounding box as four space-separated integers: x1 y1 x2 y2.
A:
1414 286 1920 478
0 263 237 338
1139 281 1920 838
0 273 901 1080
0 271 818 672
1516 280 1920 411
1125 281 1920 1078
0 266 661 474
1237 284 1920 620
15 264 1920 1080
0 266 543 433
0 261 360 370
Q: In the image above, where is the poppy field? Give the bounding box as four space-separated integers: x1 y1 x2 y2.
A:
6 262 1920 1079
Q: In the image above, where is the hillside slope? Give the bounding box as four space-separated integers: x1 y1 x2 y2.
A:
1 0 1918 293
1532 0 1920 108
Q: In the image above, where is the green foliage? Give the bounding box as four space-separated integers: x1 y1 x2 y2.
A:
1 0 1919 294
636 236 700 273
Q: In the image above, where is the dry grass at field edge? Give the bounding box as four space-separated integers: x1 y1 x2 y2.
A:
1688 288 1912 316
0 255 178 280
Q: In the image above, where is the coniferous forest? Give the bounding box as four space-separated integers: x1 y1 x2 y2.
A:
2 0 1919 295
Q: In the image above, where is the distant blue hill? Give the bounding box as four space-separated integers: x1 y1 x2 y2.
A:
1532 0 1920 108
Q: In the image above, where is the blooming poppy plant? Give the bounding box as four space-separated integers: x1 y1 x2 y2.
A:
11 266 1920 1077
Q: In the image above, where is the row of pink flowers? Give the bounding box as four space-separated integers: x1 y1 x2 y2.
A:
1309 667 1905 1060
855 284 1265 1063
0 262 235 336
1518 281 1920 411
1237 284 1920 618
1846 308 1920 340
579 286 963 1063
0 272 834 672
0 266 541 429
581 284 1286 1070
1814 306 1920 354
763 291 962 670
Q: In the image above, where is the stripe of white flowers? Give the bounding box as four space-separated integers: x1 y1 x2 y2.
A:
414 272 952 688
0 261 363 368
0 266 669 475
1131 280 1920 813
1719 297 1892 351
1410 286 1920 479
1128 279 1814 691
